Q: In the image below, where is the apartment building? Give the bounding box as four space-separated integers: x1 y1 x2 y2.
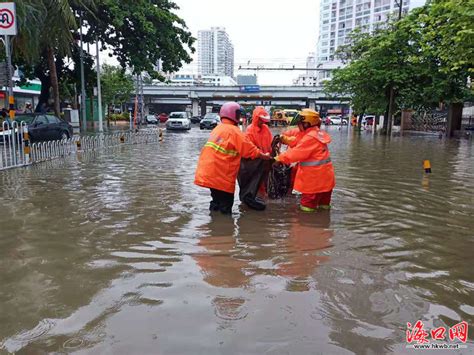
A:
198 27 235 78
315 0 424 84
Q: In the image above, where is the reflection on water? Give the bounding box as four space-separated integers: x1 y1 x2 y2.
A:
0 128 473 354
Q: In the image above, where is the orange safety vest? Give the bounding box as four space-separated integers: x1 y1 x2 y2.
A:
245 122 273 154
195 119 261 193
278 127 335 194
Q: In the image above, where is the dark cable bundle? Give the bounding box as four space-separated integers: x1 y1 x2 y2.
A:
268 135 292 199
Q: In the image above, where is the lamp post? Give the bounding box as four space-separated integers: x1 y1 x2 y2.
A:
79 12 87 132
96 37 103 132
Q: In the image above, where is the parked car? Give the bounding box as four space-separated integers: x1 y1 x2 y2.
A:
191 115 202 124
200 113 221 130
0 114 73 143
158 113 169 123
326 115 348 125
166 112 191 130
145 114 158 124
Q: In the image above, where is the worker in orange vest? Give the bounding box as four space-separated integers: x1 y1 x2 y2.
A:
239 106 273 202
245 106 272 153
195 102 272 214
275 109 335 212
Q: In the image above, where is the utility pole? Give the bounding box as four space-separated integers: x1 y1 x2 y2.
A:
139 74 145 126
0 3 17 123
79 13 87 132
398 0 403 20
4 35 13 118
95 37 103 132
386 0 404 136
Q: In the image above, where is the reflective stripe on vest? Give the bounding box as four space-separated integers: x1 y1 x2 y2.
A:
204 141 238 156
300 157 332 167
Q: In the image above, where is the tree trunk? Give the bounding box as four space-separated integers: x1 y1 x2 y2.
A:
386 86 396 136
47 46 61 117
35 75 51 113
357 109 365 130
446 102 463 137
382 87 391 134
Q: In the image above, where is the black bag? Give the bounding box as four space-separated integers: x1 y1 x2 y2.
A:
268 164 292 199
267 134 292 199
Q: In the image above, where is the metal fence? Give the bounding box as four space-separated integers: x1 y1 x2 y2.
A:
405 110 448 132
0 125 163 171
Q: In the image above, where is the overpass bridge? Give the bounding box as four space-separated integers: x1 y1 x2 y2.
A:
143 85 348 116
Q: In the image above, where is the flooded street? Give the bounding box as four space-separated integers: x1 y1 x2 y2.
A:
0 126 473 354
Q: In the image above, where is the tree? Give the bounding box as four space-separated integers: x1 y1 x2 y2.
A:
10 0 195 117
100 64 134 115
10 0 97 115
324 0 473 133
79 0 195 76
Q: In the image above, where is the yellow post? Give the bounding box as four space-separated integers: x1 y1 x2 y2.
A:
8 95 15 122
423 160 431 174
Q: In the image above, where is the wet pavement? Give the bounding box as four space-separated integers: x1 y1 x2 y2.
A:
0 126 473 354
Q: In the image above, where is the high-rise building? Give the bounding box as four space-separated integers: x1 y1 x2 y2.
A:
315 0 424 84
198 27 235 78
306 52 317 77
294 53 318 86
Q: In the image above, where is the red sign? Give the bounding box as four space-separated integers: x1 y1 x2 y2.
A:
0 3 16 35
0 8 14 29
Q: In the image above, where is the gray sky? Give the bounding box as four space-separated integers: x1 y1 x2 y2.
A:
173 0 321 85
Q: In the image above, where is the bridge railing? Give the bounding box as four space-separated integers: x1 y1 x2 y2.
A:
0 126 163 171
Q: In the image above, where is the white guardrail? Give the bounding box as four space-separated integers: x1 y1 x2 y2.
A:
0 122 163 171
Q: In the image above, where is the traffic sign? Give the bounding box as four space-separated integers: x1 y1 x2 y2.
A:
0 3 17 36
240 85 260 93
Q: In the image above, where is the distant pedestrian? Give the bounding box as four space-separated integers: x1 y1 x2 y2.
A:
0 109 11 126
24 102 33 113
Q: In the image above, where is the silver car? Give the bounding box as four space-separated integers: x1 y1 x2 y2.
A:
166 112 192 130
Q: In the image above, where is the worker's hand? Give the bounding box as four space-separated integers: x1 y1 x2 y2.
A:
280 136 296 145
273 155 283 166
259 152 272 161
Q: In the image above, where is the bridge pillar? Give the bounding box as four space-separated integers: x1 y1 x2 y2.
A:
192 99 199 117
200 101 207 116
308 100 316 110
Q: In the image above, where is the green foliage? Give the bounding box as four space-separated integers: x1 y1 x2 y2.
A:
9 0 195 109
324 0 473 114
79 0 195 77
107 112 129 121
100 64 134 108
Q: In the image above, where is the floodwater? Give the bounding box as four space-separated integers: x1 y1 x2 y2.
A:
0 126 473 354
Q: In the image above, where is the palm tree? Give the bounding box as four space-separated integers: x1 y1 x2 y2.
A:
12 0 96 116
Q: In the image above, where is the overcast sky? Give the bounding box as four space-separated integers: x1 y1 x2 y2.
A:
173 0 321 85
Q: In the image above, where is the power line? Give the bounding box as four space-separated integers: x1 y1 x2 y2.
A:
238 66 322 71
